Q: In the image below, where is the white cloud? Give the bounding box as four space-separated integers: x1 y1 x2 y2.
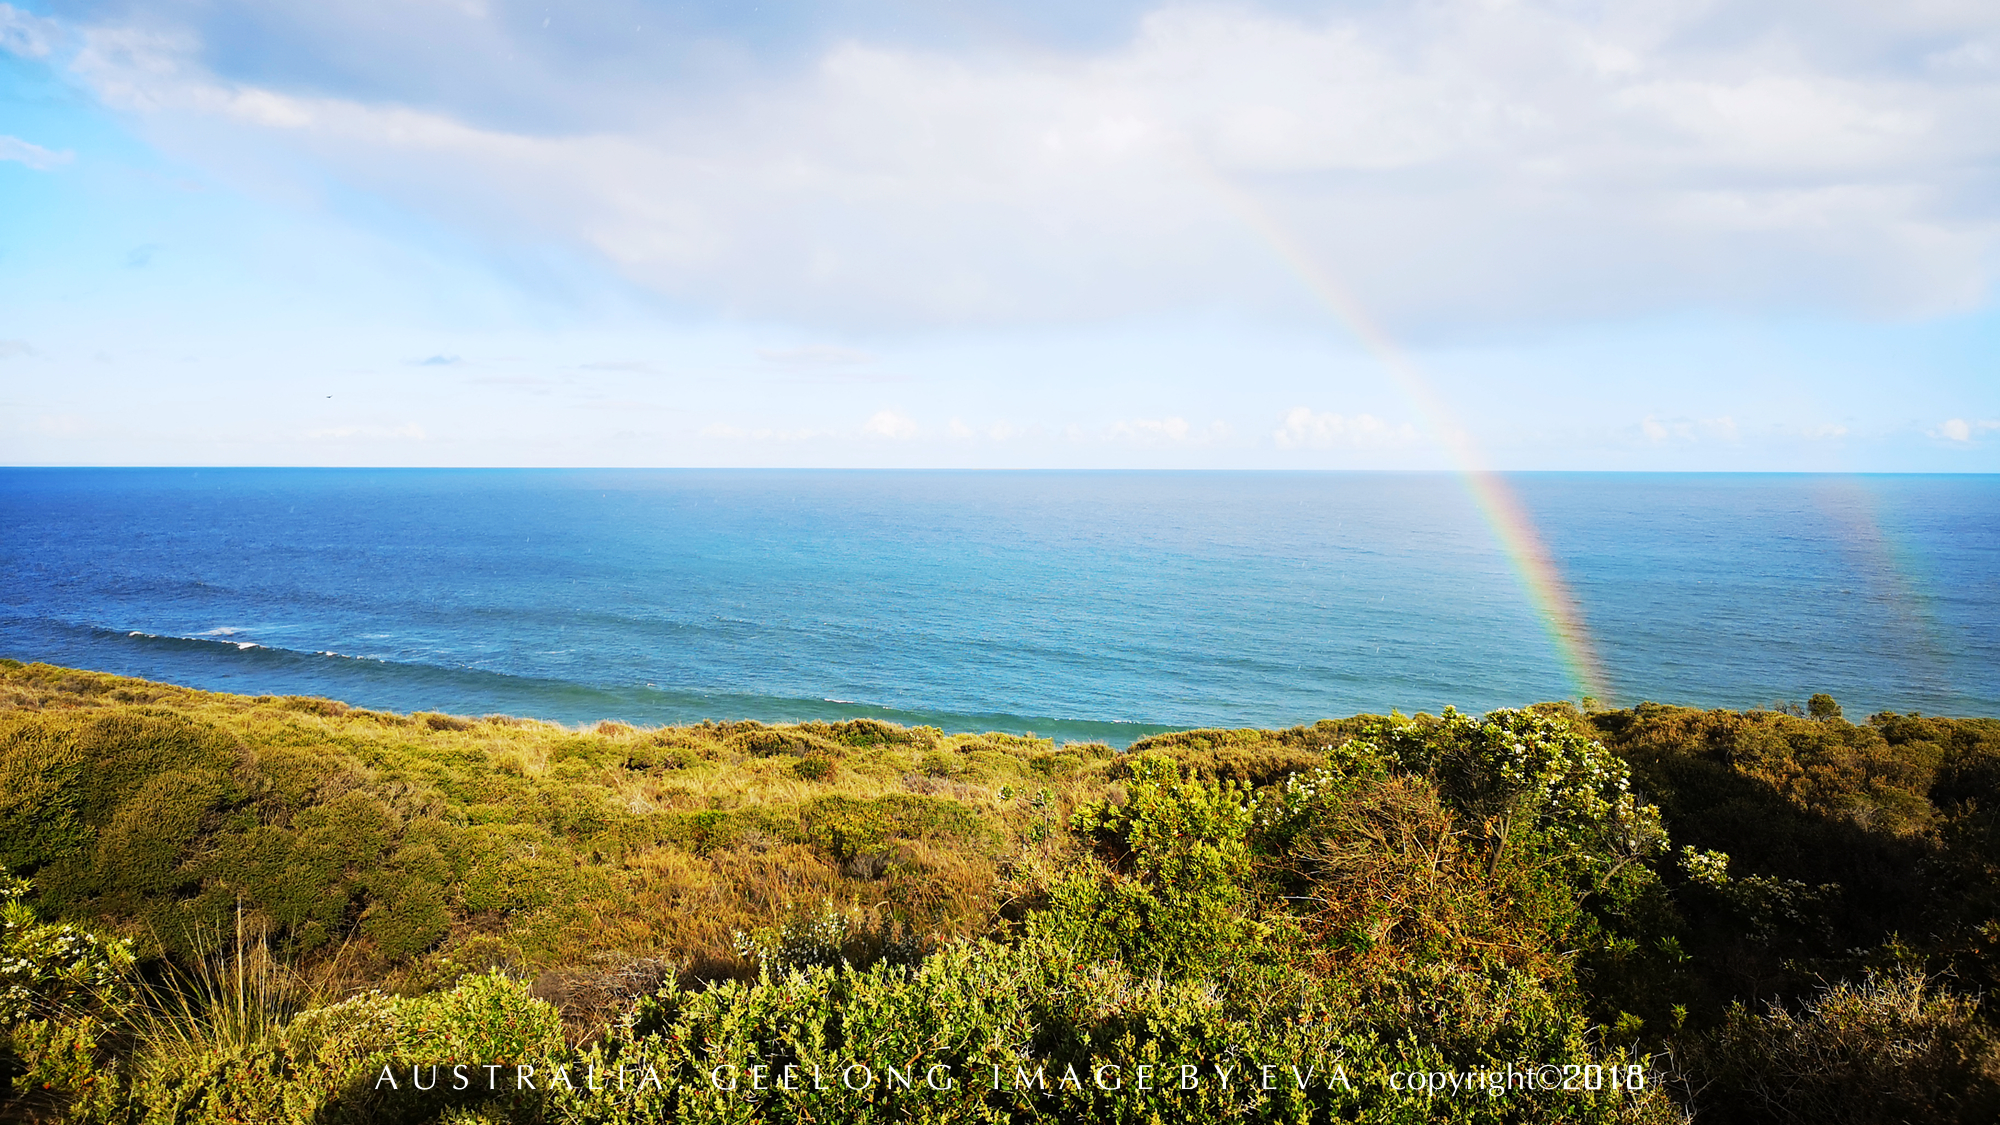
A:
863 410 918 439
0 3 57 58
1273 407 1417 449
52 1 2000 335
0 339 34 359
0 135 73 170
1935 417 2000 442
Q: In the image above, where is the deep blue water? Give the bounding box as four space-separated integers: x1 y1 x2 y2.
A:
1 469 1994 744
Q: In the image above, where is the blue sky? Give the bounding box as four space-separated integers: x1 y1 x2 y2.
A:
2 0 1996 469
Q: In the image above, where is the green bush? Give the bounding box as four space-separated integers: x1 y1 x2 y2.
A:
5 664 2000 1123
1679 970 2000 1124
571 931 1675 1125
1368 708 1666 895
1043 756 1275 977
1 869 134 1108
105 973 563 1125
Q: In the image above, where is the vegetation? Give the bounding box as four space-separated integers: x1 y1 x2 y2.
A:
0 660 1996 1122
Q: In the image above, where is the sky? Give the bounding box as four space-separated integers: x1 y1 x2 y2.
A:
1 0 1997 470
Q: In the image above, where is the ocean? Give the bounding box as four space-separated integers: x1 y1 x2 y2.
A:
1 469 1994 744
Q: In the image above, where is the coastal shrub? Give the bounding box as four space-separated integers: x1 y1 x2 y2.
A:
1594 703 2000 1014
105 973 562 1125
1246 742 1391 853
729 900 925 976
795 718 939 749
1597 704 1957 840
94 768 235 897
728 726 848 759
1043 756 1273 976
0 709 241 881
363 878 452 961
1129 720 1350 756
6 664 2000 1122
1025 749 1086 778
550 930 1677 1125
1678 970 2000 1124
1370 708 1667 895
1 869 134 1108
1269 773 1516 970
1129 720 1361 784
798 794 990 862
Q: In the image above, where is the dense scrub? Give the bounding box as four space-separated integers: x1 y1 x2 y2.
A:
1586 701 2000 1027
1 661 1996 1122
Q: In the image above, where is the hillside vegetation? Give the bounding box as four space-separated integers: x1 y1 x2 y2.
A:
2 661 1997 1123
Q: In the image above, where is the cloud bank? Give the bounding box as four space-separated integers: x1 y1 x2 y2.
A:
25 0 1999 337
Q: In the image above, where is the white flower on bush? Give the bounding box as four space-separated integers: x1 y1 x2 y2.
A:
1369 707 1667 887
0 866 135 1025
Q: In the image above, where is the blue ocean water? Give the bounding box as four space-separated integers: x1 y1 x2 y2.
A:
1 469 1994 744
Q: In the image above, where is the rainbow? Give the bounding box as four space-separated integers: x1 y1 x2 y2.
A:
1208 176 1613 705
1811 476 1950 696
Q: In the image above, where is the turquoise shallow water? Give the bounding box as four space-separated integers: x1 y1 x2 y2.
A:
1 469 1994 744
